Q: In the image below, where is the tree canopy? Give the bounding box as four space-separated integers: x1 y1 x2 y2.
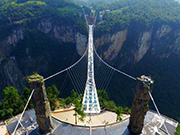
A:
0 86 33 120
175 122 180 135
94 0 180 33
0 0 86 40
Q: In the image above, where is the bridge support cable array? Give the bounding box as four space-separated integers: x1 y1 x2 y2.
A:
103 70 115 93
94 48 137 81
71 59 87 93
43 49 87 82
68 68 82 94
82 9 89 30
12 89 35 135
94 55 115 91
93 12 98 26
67 70 81 95
94 66 115 99
67 61 87 95
59 49 87 95
148 91 170 135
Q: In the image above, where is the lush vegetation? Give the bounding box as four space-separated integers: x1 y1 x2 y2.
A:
0 0 86 40
46 84 129 122
0 86 33 120
175 122 180 135
0 85 129 122
93 0 180 33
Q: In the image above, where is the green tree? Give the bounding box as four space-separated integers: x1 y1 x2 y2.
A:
97 89 109 109
104 100 116 110
21 87 34 109
46 84 60 110
175 122 180 135
73 98 85 124
0 108 14 120
71 89 77 102
3 86 24 115
123 107 131 113
65 96 72 106
116 106 123 121
0 86 24 120
58 98 66 107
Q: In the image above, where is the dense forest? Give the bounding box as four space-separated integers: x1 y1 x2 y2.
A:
93 0 180 34
0 0 86 40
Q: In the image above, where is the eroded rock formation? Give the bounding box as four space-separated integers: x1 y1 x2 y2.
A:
128 75 153 134
28 74 54 134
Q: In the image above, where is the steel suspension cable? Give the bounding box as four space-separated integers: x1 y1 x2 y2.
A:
94 52 112 90
104 70 115 92
70 67 84 94
12 89 35 135
59 50 77 94
82 9 89 30
71 59 87 94
97 69 114 100
95 61 112 90
148 91 170 135
43 49 87 81
75 57 87 94
94 48 137 81
98 66 112 90
93 12 98 26
67 69 80 95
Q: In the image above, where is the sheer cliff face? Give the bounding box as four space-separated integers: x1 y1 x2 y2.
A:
0 18 87 92
94 24 180 63
0 19 180 92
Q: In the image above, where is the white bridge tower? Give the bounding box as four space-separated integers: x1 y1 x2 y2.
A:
82 25 101 113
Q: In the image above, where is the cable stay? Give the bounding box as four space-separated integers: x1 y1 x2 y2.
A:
82 8 89 30
93 12 98 26
94 47 137 81
148 91 170 135
12 89 35 135
44 48 87 82
67 59 87 95
94 57 115 92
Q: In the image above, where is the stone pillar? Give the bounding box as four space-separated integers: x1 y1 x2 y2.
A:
28 74 54 134
128 75 153 134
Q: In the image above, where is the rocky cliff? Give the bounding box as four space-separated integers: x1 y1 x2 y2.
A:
0 18 87 94
1 19 180 93
94 24 180 64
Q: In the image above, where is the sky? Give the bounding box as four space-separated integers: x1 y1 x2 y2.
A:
174 0 180 3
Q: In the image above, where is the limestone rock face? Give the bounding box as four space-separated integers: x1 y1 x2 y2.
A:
28 74 54 134
7 29 24 46
0 57 25 91
75 32 87 55
128 75 153 134
38 18 52 34
135 31 152 62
